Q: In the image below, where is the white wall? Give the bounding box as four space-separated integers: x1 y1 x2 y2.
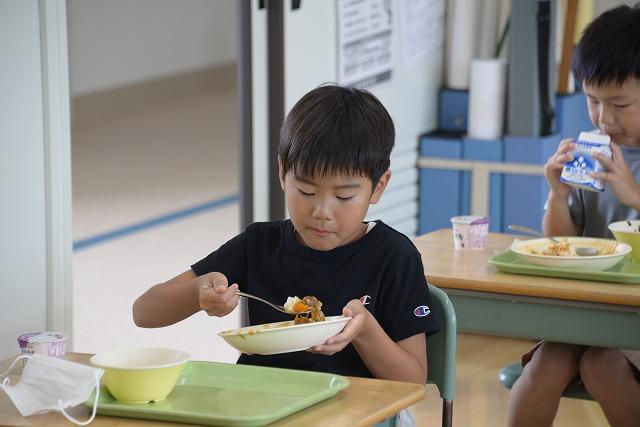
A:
596 0 637 14
0 0 48 359
67 0 236 96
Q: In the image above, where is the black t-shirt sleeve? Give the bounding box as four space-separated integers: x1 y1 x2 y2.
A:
190 230 247 287
379 249 440 342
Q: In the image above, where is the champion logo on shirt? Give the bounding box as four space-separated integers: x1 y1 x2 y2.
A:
414 305 431 317
359 295 371 305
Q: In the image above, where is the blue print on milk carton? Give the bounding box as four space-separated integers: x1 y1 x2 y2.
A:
560 132 612 192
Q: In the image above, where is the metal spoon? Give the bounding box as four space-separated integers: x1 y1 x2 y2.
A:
237 291 312 314
201 286 310 314
507 225 598 256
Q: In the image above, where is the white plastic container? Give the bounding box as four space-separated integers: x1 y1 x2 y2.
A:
17 332 68 358
560 132 612 192
450 216 490 250
467 58 507 140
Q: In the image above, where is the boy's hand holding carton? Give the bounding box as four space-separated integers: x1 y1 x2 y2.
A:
559 132 611 192
546 132 640 209
545 138 578 200
590 142 640 209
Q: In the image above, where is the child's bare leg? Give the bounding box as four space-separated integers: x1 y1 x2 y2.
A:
507 342 586 427
581 347 640 427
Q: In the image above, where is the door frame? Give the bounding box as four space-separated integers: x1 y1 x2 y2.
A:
41 0 73 338
239 0 286 227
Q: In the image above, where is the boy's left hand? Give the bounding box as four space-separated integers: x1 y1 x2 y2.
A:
593 143 640 209
306 299 369 355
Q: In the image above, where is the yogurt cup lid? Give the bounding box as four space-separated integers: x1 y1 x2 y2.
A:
18 332 68 344
450 215 490 225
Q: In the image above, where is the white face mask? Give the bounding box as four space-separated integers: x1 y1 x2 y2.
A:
0 354 104 425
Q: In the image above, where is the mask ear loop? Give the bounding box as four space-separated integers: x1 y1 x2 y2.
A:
0 355 31 385
57 371 101 426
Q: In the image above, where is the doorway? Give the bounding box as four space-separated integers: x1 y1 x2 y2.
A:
67 0 240 362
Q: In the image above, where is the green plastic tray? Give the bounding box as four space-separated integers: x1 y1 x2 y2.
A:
488 250 640 284
86 361 349 426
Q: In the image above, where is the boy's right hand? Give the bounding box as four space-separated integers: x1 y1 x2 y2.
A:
197 272 239 317
544 138 575 199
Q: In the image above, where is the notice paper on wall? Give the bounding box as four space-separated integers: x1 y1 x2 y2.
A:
338 0 393 88
399 0 444 69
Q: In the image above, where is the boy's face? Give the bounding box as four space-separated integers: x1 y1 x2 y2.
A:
279 167 391 251
584 78 640 147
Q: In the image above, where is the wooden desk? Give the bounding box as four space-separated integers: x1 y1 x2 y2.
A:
415 229 640 350
0 353 425 427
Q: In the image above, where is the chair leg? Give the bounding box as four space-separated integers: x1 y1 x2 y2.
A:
442 399 453 427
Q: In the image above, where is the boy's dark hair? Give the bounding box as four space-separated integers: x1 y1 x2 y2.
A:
279 84 395 187
572 4 640 86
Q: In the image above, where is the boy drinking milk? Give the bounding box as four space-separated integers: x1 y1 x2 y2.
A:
508 5 640 427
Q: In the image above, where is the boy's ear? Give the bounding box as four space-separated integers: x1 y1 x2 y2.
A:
278 156 286 191
369 170 391 204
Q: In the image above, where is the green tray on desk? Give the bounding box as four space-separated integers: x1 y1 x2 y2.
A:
87 361 349 426
488 250 640 284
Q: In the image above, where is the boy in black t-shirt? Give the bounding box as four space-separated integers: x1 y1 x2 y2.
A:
133 84 439 383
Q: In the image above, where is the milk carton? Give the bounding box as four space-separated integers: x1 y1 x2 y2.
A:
560 132 612 192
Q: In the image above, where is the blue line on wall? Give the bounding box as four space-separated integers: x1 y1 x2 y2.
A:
73 194 239 251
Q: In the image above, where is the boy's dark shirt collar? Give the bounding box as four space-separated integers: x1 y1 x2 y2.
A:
285 219 378 259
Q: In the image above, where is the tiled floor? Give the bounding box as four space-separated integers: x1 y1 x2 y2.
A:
70 66 608 426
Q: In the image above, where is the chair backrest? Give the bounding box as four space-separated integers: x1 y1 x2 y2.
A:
426 283 457 400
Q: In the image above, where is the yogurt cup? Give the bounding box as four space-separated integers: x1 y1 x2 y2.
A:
450 216 490 250
17 332 68 358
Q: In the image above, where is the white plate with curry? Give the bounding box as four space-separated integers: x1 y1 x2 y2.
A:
218 315 351 355
510 237 631 271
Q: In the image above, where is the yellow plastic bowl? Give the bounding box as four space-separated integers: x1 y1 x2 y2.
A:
608 220 640 262
90 348 190 404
